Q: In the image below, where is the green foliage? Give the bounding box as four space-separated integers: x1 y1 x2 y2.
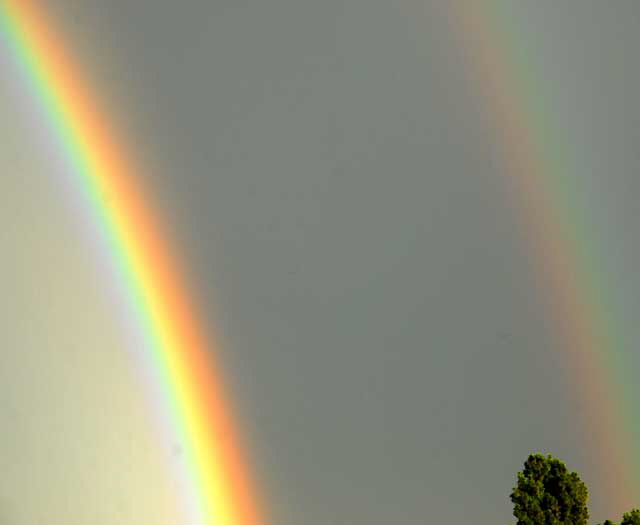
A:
622 509 640 525
596 509 640 525
510 454 589 525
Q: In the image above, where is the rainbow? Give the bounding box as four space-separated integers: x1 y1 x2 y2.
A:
445 1 638 514
0 1 264 523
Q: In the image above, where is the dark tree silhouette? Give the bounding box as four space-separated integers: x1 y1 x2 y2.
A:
510 454 589 525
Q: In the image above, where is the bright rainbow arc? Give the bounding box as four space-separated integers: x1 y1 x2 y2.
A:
446 1 638 514
0 1 263 523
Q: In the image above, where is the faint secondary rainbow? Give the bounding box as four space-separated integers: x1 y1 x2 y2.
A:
0 1 264 523
445 1 638 513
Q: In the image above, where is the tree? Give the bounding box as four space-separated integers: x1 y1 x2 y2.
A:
622 509 640 525
596 509 640 525
510 453 589 525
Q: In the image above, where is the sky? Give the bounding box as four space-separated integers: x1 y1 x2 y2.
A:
1 1 639 524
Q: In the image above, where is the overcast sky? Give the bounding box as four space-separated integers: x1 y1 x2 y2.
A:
1 2 639 524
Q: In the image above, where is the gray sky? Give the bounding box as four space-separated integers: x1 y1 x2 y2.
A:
1 1 639 524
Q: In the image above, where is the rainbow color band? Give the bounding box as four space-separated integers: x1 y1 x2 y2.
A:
0 1 264 523
446 1 637 513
